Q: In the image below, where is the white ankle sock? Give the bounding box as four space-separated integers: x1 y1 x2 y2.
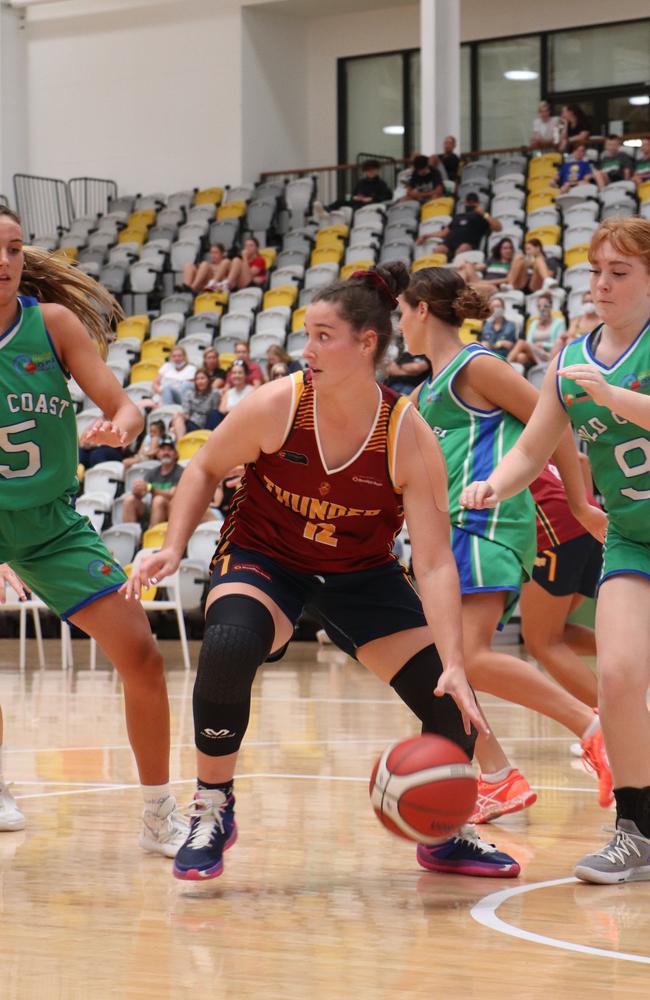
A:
481 766 513 784
142 782 172 810
581 714 600 741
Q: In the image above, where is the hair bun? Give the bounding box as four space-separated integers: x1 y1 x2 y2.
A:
452 286 491 323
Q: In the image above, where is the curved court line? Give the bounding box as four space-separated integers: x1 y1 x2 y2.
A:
471 877 650 965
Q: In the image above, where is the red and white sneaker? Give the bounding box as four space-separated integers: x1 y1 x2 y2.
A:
581 727 613 808
469 769 537 824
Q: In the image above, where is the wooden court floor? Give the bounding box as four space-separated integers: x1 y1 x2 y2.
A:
0 637 647 1000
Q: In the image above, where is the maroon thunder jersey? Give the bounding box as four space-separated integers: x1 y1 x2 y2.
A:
217 371 411 573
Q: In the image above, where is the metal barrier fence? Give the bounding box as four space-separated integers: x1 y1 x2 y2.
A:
13 173 72 239
68 177 118 219
0 194 8 209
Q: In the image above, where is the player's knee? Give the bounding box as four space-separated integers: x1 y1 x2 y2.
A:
390 645 476 759
598 662 640 707
193 595 275 756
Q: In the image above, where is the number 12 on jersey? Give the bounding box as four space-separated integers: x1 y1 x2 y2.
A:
303 521 338 547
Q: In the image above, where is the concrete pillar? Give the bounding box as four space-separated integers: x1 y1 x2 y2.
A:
420 0 460 155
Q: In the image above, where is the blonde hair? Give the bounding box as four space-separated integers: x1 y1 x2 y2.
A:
1 206 123 359
589 218 650 274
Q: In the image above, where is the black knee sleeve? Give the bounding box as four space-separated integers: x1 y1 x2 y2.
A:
390 644 476 759
193 595 275 756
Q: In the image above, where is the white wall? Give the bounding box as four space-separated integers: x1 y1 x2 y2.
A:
460 0 650 41
25 0 244 194
241 7 309 183
0 5 28 199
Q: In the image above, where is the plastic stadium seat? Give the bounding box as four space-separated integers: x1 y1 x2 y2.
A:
526 192 558 214
194 187 224 207
412 254 447 272
270 265 304 290
142 522 168 551
99 265 127 294
601 201 636 221
228 288 263 314
217 201 247 220
340 261 372 280
255 307 290 337
564 243 591 269
285 177 314 226
345 244 378 265
380 241 412 264
459 319 483 344
526 207 560 230
209 219 240 249
75 493 113 534
529 152 561 174
185 312 221 337
562 202 599 227
526 176 557 197
276 249 308 269
249 332 285 358
125 383 155 406
310 246 343 266
421 197 455 221
129 261 160 293
117 317 148 342
107 359 130 385
194 293 226 315
170 240 200 271
186 521 222 569
304 263 339 289
292 306 307 332
287 331 307 356
564 223 598 250
316 224 349 244
264 286 298 310
247 199 277 234
151 315 184 340
140 340 172 366
638 180 650 204
525 225 561 246
260 247 277 270
459 162 491 186
220 312 253 342
213 338 238 354
130 361 161 384
101 524 142 567
176 431 210 461
129 209 156 229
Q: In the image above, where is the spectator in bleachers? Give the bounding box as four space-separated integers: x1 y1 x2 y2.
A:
552 291 598 353
509 238 559 294
633 138 650 189
529 101 561 151
552 144 594 192
451 236 520 291
383 342 430 395
202 347 227 390
171 369 221 440
122 436 183 528
477 296 518 359
558 103 591 153
438 136 460 183
182 243 228 293
320 160 393 215
507 292 565 369
422 192 502 259
225 341 264 388
152 344 196 405
400 154 444 204
223 237 267 291
122 418 166 469
270 363 289 380
593 135 634 190
266 344 301 379
219 360 255 415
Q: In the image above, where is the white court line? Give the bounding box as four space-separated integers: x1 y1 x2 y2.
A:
471 877 650 966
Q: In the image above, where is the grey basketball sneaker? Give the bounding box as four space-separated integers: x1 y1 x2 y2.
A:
575 820 650 884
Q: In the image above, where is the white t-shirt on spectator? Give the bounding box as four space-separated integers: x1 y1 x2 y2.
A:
531 116 560 144
225 384 254 410
159 361 196 383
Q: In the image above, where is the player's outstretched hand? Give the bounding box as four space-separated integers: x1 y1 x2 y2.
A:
434 665 489 738
121 547 181 600
0 564 29 603
557 364 614 408
459 480 498 510
80 418 129 448
573 503 608 544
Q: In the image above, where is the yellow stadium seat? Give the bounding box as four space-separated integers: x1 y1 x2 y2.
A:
129 209 156 228
459 322 481 344
117 317 148 342
340 261 369 280
527 177 558 197
194 187 224 207
140 340 172 365
528 153 561 176
412 254 447 271
421 197 455 220
55 247 78 261
260 247 277 270
119 227 148 245
264 285 298 310
292 306 307 332
526 192 557 214
564 243 590 269
316 225 349 245
123 563 157 600
142 521 168 551
194 293 225 315
311 246 344 266
315 232 345 251
525 225 561 246
129 360 160 384
638 180 650 204
176 431 210 461
220 352 235 370
217 201 247 220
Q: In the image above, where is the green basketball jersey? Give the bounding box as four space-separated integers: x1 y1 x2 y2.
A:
0 295 78 510
417 343 536 571
558 322 650 542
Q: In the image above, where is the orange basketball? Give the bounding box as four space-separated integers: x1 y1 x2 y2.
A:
369 734 477 844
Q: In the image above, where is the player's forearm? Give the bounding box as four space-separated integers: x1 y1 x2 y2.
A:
605 386 650 432
551 428 590 515
162 462 220 556
414 557 466 672
488 441 546 500
109 401 144 445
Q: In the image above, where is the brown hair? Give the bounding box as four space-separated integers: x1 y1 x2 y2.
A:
193 368 212 393
402 267 490 326
0 205 123 359
589 217 650 274
311 261 409 363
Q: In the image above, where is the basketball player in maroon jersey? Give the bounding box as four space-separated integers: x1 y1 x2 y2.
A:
126 263 520 881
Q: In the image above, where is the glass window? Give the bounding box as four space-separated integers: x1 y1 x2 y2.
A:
478 36 541 148
549 22 650 93
345 54 404 163
460 45 471 152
